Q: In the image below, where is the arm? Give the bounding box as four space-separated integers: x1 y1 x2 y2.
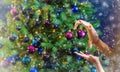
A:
73 20 114 58
74 52 105 72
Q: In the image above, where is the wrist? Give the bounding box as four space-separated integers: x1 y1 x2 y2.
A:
94 61 104 72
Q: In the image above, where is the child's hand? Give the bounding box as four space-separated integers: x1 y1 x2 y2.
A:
74 52 99 65
73 20 99 48
74 52 105 72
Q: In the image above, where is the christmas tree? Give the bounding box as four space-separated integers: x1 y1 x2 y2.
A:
0 0 109 72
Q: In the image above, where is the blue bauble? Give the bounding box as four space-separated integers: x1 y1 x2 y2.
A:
45 62 52 68
56 12 60 17
53 24 58 28
22 56 31 65
7 56 16 65
34 35 40 40
23 37 29 42
76 55 82 61
13 54 21 61
7 56 14 62
91 67 97 72
72 5 79 13
35 20 41 26
32 39 39 47
38 47 43 54
30 67 38 72
73 47 80 53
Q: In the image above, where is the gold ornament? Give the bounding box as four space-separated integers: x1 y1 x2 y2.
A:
19 34 23 39
35 31 38 34
58 35 62 39
52 29 56 33
37 9 41 15
63 62 68 65
41 27 44 29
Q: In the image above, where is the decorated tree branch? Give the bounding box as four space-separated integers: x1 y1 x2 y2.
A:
0 0 111 72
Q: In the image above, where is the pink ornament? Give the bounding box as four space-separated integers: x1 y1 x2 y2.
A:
10 8 18 16
65 32 73 39
27 45 35 52
0 60 9 67
85 52 90 56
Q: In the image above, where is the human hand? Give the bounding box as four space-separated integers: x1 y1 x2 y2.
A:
73 20 99 48
74 52 105 72
74 52 99 65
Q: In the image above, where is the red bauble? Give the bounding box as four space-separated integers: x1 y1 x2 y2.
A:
65 32 73 39
10 8 18 16
27 45 35 52
76 30 86 39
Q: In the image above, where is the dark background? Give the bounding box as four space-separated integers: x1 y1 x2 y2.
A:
0 0 120 48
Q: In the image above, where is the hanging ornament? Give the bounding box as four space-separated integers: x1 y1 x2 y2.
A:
16 25 21 31
9 35 16 41
10 8 19 16
76 30 86 39
0 60 9 67
53 24 58 28
52 58 57 64
22 56 31 65
32 39 40 47
7 56 16 65
43 54 50 61
45 0 52 4
37 9 41 15
23 36 29 42
85 52 90 56
22 8 27 16
56 12 60 17
94 51 101 56
72 5 79 13
65 32 73 39
73 47 80 53
13 16 20 21
66 49 72 55
44 62 52 68
18 34 24 39
27 45 35 52
34 35 40 40
30 67 38 72
35 19 41 26
9 34 17 41
13 54 21 61
45 20 51 27
7 56 14 63
102 55 106 61
91 67 97 72
76 55 82 61
38 47 43 54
